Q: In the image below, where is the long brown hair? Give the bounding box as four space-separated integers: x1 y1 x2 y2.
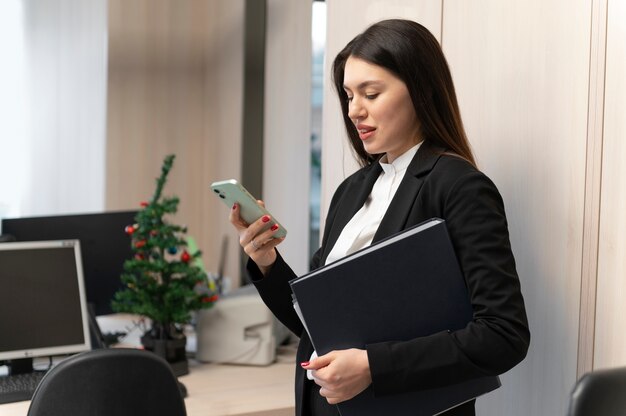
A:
332 19 476 168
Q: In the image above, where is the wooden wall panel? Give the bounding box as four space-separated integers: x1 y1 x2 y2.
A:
577 0 608 378
593 0 626 370
106 0 245 287
443 1 591 414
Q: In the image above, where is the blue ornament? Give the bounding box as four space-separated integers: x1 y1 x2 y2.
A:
168 247 178 255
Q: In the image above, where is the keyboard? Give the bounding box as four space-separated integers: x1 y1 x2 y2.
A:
0 371 47 404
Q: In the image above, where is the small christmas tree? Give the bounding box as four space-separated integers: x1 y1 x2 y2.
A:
113 154 217 354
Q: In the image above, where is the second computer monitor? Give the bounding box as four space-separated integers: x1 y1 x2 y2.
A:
1 211 138 316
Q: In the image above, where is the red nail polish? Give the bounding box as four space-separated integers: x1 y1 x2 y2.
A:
262 215 270 223
300 361 310 367
232 203 237 210
271 224 279 231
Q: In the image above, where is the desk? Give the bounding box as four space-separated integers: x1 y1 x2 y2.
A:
0 347 296 416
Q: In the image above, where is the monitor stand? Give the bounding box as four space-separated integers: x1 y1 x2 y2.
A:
6 357 35 376
87 303 106 349
87 303 126 349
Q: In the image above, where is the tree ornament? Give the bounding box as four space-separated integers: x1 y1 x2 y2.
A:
150 230 158 237
202 294 219 303
135 240 147 249
125 225 135 235
181 251 191 263
140 201 149 207
168 247 178 255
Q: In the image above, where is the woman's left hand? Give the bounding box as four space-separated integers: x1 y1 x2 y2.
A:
302 348 372 404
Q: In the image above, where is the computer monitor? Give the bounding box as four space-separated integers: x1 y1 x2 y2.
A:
1 211 138 316
0 240 91 374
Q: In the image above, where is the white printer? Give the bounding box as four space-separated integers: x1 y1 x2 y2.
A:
195 285 290 366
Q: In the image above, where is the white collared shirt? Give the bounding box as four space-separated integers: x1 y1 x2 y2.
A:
324 142 422 266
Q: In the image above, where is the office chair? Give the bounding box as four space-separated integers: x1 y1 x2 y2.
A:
27 348 186 416
567 366 626 416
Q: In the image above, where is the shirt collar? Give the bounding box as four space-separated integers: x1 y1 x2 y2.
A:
379 141 423 174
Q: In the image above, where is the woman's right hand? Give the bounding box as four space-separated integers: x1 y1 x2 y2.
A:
229 201 285 276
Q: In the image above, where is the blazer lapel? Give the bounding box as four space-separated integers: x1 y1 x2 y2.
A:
373 142 443 242
321 162 382 264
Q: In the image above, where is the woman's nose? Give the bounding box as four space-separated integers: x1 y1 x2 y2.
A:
348 98 366 122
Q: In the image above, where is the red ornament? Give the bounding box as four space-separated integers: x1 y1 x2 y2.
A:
135 253 145 260
135 240 147 249
140 201 149 207
201 294 219 303
150 230 158 237
125 225 135 235
181 251 191 263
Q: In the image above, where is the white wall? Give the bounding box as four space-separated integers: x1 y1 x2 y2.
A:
263 0 312 276
19 0 108 216
0 0 28 221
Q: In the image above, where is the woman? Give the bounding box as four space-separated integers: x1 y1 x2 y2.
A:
229 19 530 416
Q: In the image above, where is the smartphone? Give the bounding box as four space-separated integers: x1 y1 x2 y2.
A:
210 179 287 239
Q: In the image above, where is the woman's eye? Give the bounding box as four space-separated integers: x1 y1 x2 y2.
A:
365 93 379 100
346 96 354 103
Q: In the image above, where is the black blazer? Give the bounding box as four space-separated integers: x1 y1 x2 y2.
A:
249 142 530 416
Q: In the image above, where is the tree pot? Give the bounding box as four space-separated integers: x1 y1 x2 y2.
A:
141 326 189 377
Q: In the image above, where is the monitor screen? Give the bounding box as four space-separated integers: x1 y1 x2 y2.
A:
0 240 91 361
1 211 137 315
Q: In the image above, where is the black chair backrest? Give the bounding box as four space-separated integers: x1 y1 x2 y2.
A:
27 348 186 416
568 366 626 416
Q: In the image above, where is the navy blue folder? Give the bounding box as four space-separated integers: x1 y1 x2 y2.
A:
289 218 500 416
